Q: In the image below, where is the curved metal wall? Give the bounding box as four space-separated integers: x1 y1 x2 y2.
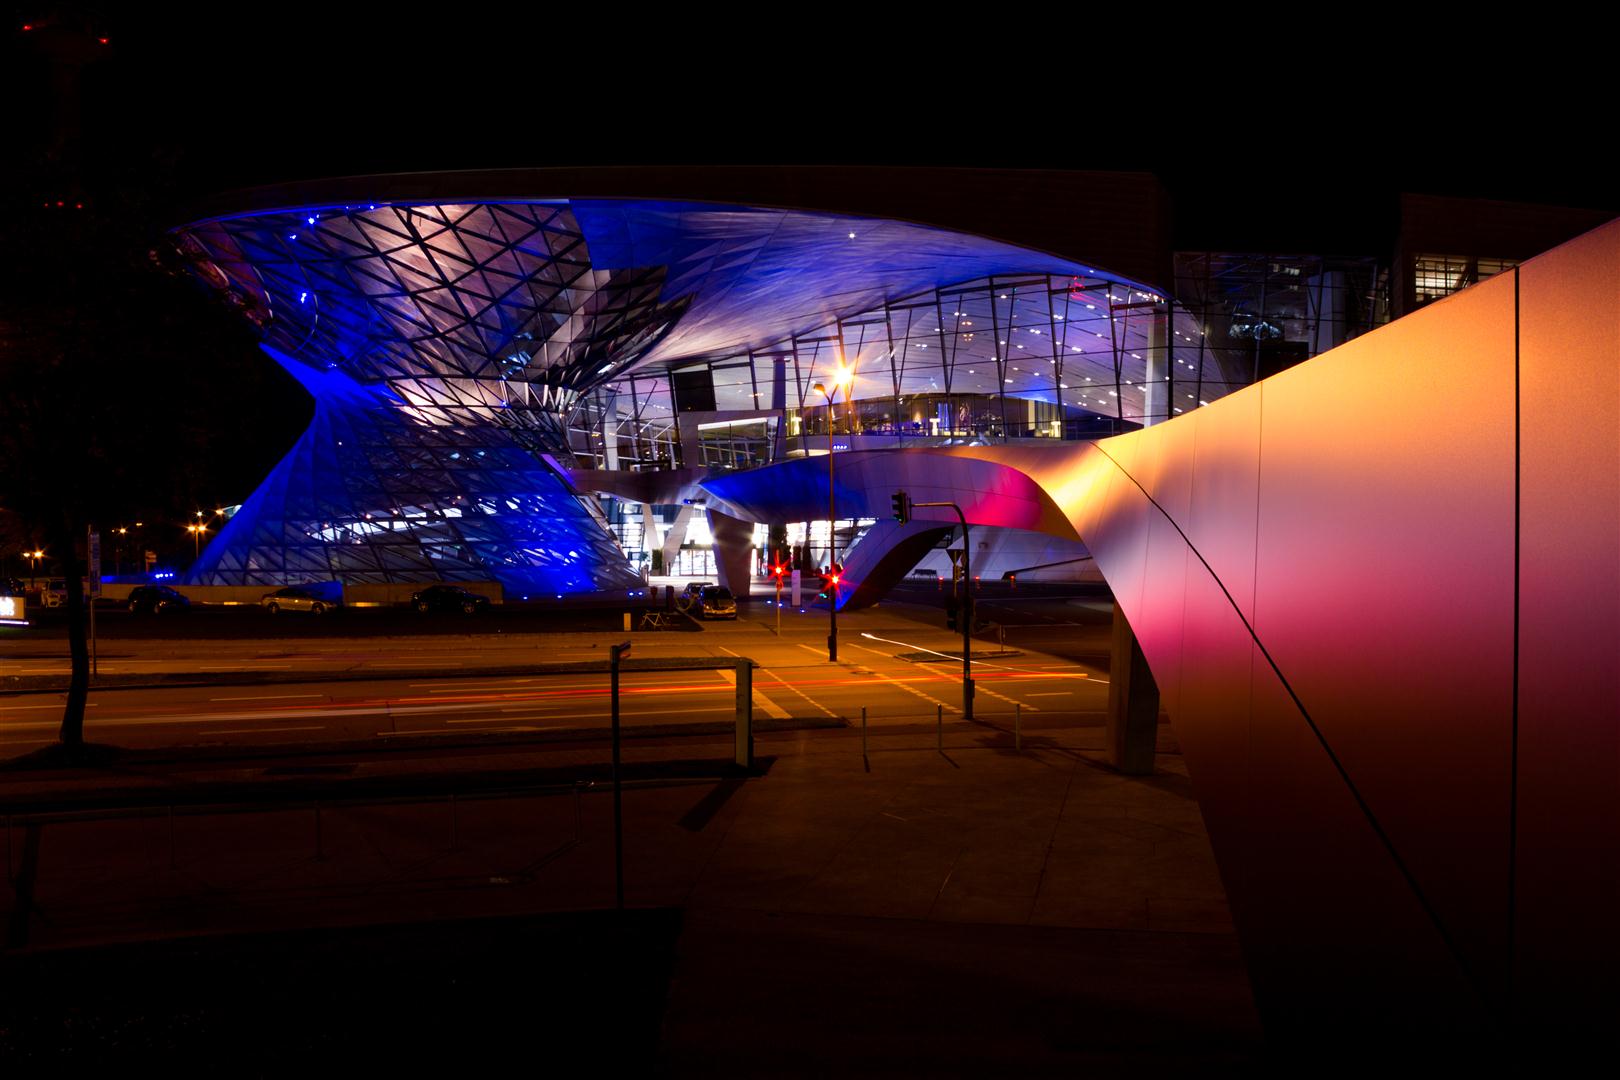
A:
956 222 1618 1039
701 219 1620 1040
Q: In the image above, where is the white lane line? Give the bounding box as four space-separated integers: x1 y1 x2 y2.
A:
198 665 292 671
794 643 829 659
714 665 790 720
208 693 325 702
453 706 737 724
974 683 1036 710
760 669 839 719
1026 692 1074 698
2 702 100 711
834 648 961 714
199 725 327 735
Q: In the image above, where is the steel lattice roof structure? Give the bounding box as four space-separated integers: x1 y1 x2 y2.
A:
170 184 1185 594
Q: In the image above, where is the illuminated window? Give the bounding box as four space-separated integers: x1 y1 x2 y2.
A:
1413 254 1518 306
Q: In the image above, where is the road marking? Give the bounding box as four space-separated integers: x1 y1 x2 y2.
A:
199 725 327 735
208 693 325 702
1 702 100 711
714 666 790 720
974 683 1036 710
461 706 736 722
1026 692 1074 697
760 669 839 719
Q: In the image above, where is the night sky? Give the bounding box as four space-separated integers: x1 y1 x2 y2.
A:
3 7 1610 561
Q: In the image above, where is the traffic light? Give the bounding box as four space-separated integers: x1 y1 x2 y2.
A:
891 490 911 524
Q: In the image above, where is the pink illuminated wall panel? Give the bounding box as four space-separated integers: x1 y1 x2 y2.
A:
1515 222 1620 1029
932 221 1618 1040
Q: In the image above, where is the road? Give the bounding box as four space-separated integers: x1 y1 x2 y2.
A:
1 597 1116 756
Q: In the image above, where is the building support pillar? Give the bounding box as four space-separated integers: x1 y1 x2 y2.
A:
661 503 694 573
706 507 756 598
1143 310 1168 426
1107 602 1160 774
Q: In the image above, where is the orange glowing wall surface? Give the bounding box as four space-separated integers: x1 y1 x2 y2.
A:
937 219 1618 1038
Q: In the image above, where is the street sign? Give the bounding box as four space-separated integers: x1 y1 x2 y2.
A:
87 530 101 596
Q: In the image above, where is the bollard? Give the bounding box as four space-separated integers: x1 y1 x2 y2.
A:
1015 703 1022 752
937 704 943 751
623 611 633 633
861 706 868 758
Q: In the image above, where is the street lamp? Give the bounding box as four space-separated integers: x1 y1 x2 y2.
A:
812 363 854 661
28 549 44 588
187 523 206 561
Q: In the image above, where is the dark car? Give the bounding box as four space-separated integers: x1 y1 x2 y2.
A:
128 584 191 615
696 585 738 620
676 581 713 612
411 584 492 615
260 586 340 615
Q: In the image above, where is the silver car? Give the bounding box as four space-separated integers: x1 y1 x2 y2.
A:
696 585 738 620
260 586 338 615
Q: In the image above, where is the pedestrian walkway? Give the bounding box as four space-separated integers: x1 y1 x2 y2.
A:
1 718 1261 1067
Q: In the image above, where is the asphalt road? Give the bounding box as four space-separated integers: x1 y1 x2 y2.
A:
1 596 1116 756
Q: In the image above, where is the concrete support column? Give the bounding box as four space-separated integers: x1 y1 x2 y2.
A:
771 355 788 460
1107 602 1160 774
706 507 756 598
661 503 694 572
1143 310 1168 426
639 502 658 558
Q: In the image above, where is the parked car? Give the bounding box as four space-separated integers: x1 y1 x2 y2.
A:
260 586 339 615
128 584 191 615
411 584 491 615
40 579 82 609
676 581 713 612
695 585 738 620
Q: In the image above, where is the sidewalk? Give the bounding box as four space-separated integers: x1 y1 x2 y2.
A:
1 719 1261 1068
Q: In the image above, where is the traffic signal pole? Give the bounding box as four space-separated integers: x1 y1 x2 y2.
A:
895 492 973 720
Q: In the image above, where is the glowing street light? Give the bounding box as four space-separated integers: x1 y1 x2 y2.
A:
811 362 854 662
187 523 207 561
28 548 45 589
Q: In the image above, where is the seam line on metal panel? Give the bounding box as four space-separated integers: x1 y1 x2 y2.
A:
1091 439 1484 1002
1508 267 1520 999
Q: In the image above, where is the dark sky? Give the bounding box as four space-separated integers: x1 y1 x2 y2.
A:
11 9 1615 254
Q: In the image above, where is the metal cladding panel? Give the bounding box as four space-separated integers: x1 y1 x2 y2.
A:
1516 220 1620 1020
1144 498 1256 933
1237 660 1480 1035
1252 273 1519 1003
1085 440 1152 618
1182 385 1265 627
